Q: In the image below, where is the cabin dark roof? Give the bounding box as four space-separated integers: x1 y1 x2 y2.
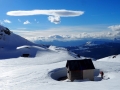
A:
66 59 95 71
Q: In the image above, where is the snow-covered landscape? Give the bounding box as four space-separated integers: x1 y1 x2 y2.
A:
0 25 120 90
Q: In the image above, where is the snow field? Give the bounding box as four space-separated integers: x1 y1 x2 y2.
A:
0 24 120 90
0 55 120 90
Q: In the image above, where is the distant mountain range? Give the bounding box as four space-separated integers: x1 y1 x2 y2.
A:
34 39 120 47
32 34 120 47
33 35 120 59
66 42 120 59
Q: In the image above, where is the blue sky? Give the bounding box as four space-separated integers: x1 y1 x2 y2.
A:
0 0 120 38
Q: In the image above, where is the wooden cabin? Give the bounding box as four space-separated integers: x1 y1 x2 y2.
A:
66 59 95 81
21 54 30 57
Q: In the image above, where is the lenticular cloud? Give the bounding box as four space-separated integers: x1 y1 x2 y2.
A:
7 9 84 24
7 9 84 17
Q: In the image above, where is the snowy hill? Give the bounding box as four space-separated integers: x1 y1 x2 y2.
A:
0 25 35 49
0 45 120 90
0 25 120 90
98 54 120 62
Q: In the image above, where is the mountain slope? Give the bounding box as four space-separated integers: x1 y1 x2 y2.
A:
97 54 120 62
0 25 35 49
66 42 120 59
0 47 120 90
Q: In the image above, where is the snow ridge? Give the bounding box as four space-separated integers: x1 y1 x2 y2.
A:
0 25 35 49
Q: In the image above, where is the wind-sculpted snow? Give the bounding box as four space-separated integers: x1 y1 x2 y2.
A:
0 45 76 65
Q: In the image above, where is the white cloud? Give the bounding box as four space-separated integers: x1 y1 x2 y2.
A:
17 28 27 30
18 19 21 22
13 29 119 42
48 16 60 24
23 20 30 24
108 25 120 31
7 9 84 24
7 9 84 17
12 25 118 41
4 19 11 23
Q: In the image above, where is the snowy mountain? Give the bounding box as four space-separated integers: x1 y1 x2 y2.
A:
0 25 35 49
66 42 120 59
29 34 120 47
33 37 120 47
0 25 80 60
0 25 120 60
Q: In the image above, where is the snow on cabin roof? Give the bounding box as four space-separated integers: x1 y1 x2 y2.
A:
66 59 95 71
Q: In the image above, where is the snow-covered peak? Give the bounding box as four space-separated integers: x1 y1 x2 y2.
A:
48 45 66 51
0 25 11 35
85 41 97 46
0 25 5 30
0 25 35 49
48 35 64 40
